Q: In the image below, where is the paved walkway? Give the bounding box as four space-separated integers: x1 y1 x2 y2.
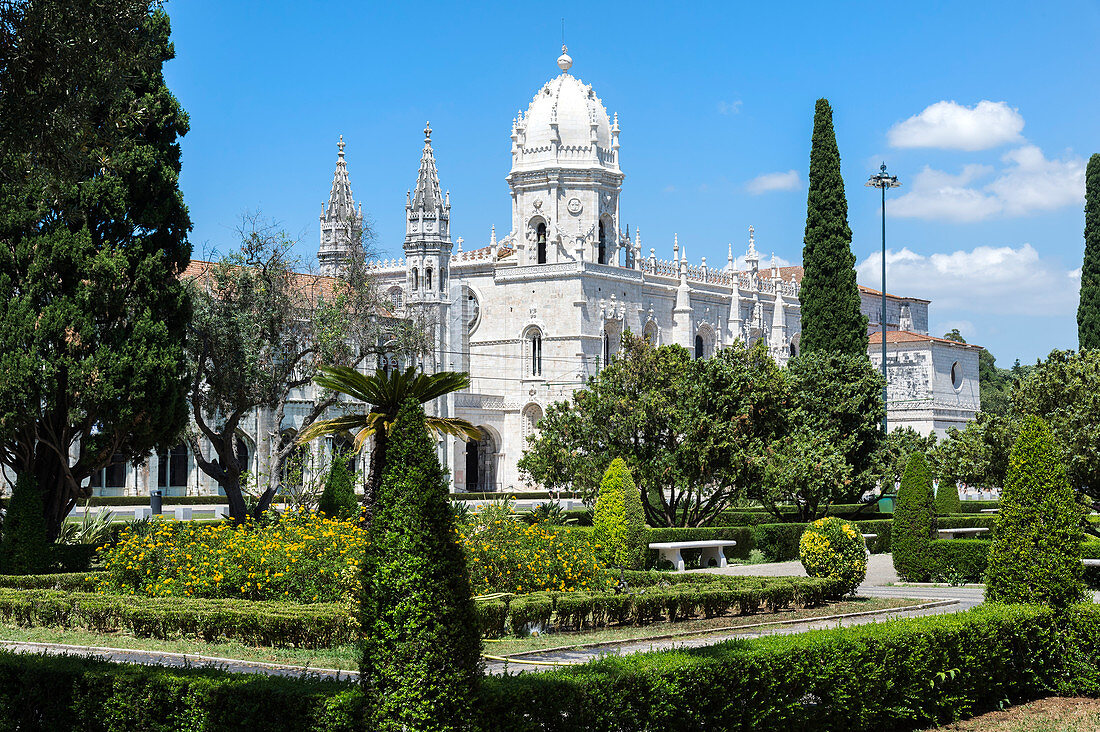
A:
0 555 1023 679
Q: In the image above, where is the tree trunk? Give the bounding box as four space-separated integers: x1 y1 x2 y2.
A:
362 430 388 528
33 446 84 542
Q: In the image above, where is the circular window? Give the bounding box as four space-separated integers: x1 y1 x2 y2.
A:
950 361 963 390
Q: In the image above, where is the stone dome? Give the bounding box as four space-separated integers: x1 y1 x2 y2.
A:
512 49 617 170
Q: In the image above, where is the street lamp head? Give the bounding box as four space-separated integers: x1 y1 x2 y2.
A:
866 162 901 189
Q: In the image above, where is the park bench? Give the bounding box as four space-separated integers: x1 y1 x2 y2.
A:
648 540 737 572
980 508 999 513
1083 559 1100 567
936 527 989 539
861 533 877 556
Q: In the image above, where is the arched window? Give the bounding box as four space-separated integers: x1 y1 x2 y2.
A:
333 434 356 476
528 331 542 376
695 334 704 360
388 287 403 312
411 268 419 291
536 223 547 264
598 221 607 265
425 268 433 291
789 341 798 358
522 403 544 443
603 330 611 367
439 267 446 291
643 321 658 346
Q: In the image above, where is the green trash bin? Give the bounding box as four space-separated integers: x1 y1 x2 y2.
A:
878 496 895 514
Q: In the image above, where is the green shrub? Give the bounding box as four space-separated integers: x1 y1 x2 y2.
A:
958 499 999 513
927 539 990 585
752 523 805 561
933 477 961 515
0 474 49 575
892 452 935 581
798 518 867 595
592 459 647 569
0 587 353 647
318 450 358 519
0 571 102 591
359 398 481 731
986 415 1086 608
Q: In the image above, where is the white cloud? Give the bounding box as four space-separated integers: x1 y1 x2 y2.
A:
890 147 1085 222
718 100 742 115
746 170 801 195
888 100 1024 151
731 253 791 271
857 244 1078 316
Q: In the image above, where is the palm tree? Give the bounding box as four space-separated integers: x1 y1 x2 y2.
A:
296 365 480 523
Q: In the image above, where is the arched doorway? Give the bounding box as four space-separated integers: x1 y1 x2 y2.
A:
464 428 498 492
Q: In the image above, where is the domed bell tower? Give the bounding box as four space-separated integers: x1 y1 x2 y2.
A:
506 47 624 267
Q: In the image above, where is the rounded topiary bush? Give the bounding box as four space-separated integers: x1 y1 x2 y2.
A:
799 517 867 595
933 476 961 516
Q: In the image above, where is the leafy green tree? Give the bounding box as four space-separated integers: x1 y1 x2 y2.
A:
0 474 48 574
298 366 479 526
0 1 191 538
985 416 1085 608
593 459 647 569
1079 153 1100 350
872 427 936 495
760 427 852 522
318 450 357 520
359 398 480 731
520 336 786 527
933 413 1018 489
1013 349 1100 501
186 216 430 522
933 476 961 516
799 99 867 356
892 452 934 582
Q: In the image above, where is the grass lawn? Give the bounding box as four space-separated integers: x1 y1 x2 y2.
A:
487 596 925 655
926 697 1100 731
0 597 927 670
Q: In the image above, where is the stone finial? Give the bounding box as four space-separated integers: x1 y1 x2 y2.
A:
557 44 573 72
457 236 464 252
424 121 432 143
337 134 345 157
673 233 679 261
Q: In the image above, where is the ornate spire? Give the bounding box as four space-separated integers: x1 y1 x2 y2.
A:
745 225 759 274
411 121 447 216
323 135 357 223
557 44 573 72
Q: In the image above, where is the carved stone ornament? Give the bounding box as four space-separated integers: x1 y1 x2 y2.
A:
425 222 434 232
567 197 583 215
533 198 543 211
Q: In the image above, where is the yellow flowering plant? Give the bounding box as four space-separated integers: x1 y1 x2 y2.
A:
458 507 606 595
798 517 867 595
96 509 367 603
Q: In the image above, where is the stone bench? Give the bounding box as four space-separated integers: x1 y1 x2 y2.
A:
861 533 878 556
1083 559 1100 567
937 527 990 539
648 540 737 572
980 508 999 513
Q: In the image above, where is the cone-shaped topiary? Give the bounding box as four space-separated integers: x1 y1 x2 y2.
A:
799 98 868 357
593 459 647 569
0 473 49 575
892 452 934 582
985 415 1085 608
359 398 481 731
318 450 357 520
1078 153 1100 350
933 476 961 516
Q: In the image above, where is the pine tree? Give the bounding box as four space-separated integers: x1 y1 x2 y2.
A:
318 450 357 520
359 398 480 731
985 416 1085 608
892 452 934 582
0 474 49 575
799 99 868 356
593 459 647 569
1079 154 1100 350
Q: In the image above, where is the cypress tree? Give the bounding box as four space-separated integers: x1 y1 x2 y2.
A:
593 459 647 569
932 476 961 516
0 474 49 575
985 415 1085 608
799 99 868 356
359 398 480 731
1079 153 1100 350
318 450 357 520
892 452 934 582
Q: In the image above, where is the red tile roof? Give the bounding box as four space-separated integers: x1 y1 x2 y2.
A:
869 330 983 349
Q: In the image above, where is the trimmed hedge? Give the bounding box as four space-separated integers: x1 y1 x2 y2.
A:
926 539 990 584
893 453 935 582
449 491 582 502
476 575 847 638
958 499 999 513
0 571 102 591
0 588 352 648
7 603 1100 729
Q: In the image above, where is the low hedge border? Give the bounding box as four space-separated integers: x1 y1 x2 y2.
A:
958 499 1000 513
2 602 1100 729
0 572 102 591
476 575 846 638
0 588 352 648
926 539 990 584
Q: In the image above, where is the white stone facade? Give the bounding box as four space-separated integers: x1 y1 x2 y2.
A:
72 47 979 498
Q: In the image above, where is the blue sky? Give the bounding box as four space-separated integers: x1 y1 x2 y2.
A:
163 1 1100 365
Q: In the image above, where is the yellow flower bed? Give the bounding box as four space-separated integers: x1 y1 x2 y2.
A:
798 517 867 595
458 511 606 596
96 509 367 603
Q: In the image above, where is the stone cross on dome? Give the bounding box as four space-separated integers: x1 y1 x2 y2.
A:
424 122 432 143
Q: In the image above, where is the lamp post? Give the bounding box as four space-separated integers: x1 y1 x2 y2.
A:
866 163 900 435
